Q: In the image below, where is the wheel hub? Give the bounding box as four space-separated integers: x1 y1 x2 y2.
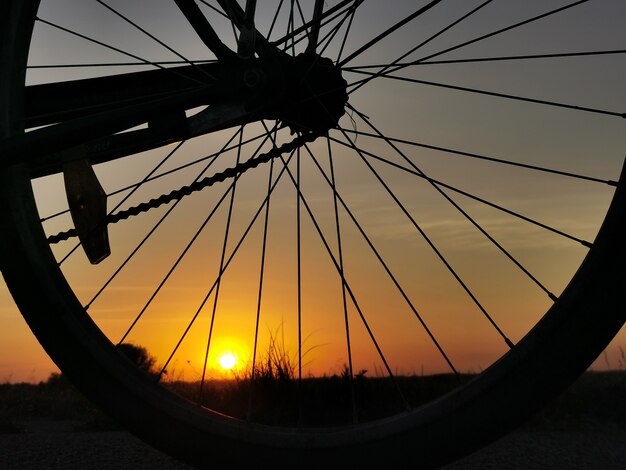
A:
268 53 348 134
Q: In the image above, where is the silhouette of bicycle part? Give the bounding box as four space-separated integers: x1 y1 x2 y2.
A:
1 1 625 468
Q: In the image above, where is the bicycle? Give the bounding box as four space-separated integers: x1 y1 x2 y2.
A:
1 1 625 468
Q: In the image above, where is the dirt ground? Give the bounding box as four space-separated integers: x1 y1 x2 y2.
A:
447 428 626 469
0 425 625 469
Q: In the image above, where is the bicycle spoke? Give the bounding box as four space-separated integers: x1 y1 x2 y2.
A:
174 0 237 61
343 49 626 70
298 144 460 376
158 146 297 380
247 136 277 420
340 129 618 187
35 17 210 86
267 0 362 57
118 170 236 346
40 130 276 224
337 125 515 349
294 0 309 38
305 0 325 54
271 0 361 49
235 0 257 57
85 125 276 308
345 107 559 301
214 0 277 57
197 0 229 20
347 70 624 119
276 149 411 409
114 126 284 347
199 129 244 401
414 0 593 66
104 131 274 198
345 0 495 94
329 134 594 249
287 0 296 55
338 0 444 67
95 0 215 82
324 138 358 423
335 2 358 65
266 0 285 41
343 1 596 96
314 3 360 59
56 139 187 263
28 59 216 69
296 145 303 424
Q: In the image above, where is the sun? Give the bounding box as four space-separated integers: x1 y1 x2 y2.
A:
208 337 248 373
217 351 238 371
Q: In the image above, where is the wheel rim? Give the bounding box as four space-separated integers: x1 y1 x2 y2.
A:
1 1 625 468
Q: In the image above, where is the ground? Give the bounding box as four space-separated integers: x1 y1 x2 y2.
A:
1 371 625 469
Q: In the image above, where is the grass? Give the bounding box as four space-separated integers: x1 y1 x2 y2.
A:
160 330 472 425
3 336 626 431
163 372 470 425
2 370 625 432
0 373 118 433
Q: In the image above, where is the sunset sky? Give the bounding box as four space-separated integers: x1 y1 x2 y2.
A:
1 0 625 383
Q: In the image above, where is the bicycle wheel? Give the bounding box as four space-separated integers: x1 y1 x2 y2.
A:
1 1 625 468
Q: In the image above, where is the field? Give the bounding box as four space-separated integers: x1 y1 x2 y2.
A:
1 371 626 468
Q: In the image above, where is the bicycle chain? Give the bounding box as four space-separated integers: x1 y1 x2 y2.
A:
47 132 319 244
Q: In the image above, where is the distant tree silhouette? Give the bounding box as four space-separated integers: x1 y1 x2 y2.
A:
44 371 69 386
118 343 157 375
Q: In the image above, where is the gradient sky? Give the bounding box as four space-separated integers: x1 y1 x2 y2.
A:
1 0 625 383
